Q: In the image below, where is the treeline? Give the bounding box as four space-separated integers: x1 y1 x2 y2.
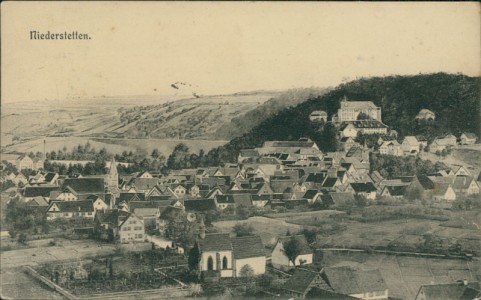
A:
200 73 480 165
369 153 448 179
41 141 236 175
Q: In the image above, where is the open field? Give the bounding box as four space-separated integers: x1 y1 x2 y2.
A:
213 216 308 247
321 251 481 299
261 209 481 256
1 268 64 299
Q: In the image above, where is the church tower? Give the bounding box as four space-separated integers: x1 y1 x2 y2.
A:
198 215 206 240
107 157 120 205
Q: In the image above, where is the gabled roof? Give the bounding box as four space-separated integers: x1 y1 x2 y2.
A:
433 183 453 196
62 178 105 194
322 266 387 295
133 208 159 218
453 176 475 190
61 186 78 196
350 182 377 193
239 149 260 157
284 267 321 294
385 185 407 196
215 195 235 204
417 175 435 190
199 233 232 252
127 178 159 191
403 136 419 146
44 172 58 182
231 235 265 259
303 189 320 200
416 282 480 300
95 209 130 225
322 177 339 188
24 185 60 197
232 194 252 207
184 198 217 211
27 196 49 206
118 192 146 203
48 200 94 213
305 172 327 183
461 132 478 139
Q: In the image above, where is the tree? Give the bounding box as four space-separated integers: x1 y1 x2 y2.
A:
301 228 318 244
283 237 302 266
239 264 254 278
151 149 160 160
233 223 254 237
167 143 191 169
18 233 27 245
188 243 200 270
357 112 372 120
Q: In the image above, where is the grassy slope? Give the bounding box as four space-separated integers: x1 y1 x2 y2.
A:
214 87 329 140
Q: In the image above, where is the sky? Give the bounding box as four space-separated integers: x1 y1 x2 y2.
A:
1 2 480 103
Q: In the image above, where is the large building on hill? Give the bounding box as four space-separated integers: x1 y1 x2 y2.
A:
335 98 382 122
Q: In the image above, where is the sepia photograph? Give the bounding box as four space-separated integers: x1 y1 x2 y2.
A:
1 2 480 299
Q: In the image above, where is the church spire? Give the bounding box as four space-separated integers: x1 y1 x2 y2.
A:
198 215 206 240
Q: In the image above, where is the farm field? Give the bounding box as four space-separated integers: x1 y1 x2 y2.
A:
320 251 481 300
1 91 280 145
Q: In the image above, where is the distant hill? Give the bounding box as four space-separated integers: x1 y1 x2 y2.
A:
1 92 281 144
218 73 480 159
213 87 329 140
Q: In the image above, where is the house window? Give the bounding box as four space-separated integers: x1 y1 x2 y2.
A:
222 256 228 269
207 256 214 271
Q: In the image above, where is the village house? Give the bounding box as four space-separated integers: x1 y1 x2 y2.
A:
379 140 403 156
340 123 358 138
402 136 420 153
197 233 266 280
340 137 360 152
271 235 313 270
350 182 378 200
380 185 407 199
283 268 339 299
15 155 34 170
459 133 478 145
415 109 436 121
55 186 79 201
321 266 389 300
452 176 480 195
309 110 328 123
61 177 106 196
46 200 95 220
23 185 60 201
432 183 456 202
95 209 145 243
451 166 472 177
415 281 480 300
